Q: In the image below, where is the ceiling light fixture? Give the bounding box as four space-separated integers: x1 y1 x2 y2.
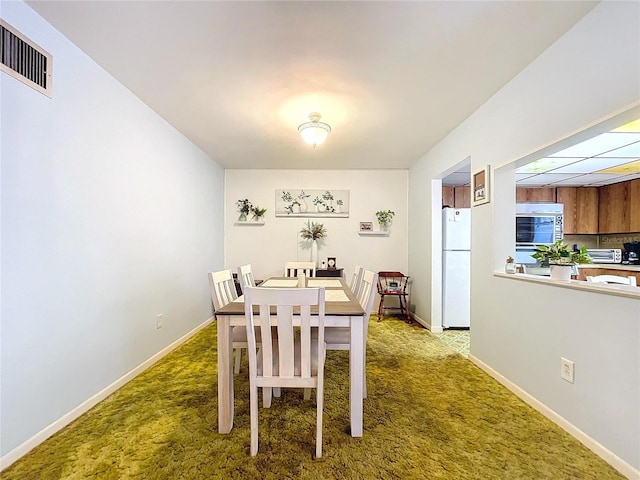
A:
298 112 331 148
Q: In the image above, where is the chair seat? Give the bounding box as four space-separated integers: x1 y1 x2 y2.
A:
321 327 350 345
232 326 263 343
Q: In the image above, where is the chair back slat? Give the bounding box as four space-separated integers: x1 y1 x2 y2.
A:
208 269 238 311
284 261 316 278
358 270 379 315
586 274 636 286
237 264 256 293
350 265 364 298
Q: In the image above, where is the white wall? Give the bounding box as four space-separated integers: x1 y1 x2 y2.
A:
409 2 640 475
0 1 224 459
225 169 408 283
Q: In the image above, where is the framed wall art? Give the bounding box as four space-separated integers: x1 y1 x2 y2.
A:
359 222 373 232
275 189 349 217
472 165 491 206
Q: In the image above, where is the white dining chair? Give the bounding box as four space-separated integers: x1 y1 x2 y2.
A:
586 274 637 286
209 269 249 375
284 261 316 278
237 264 256 293
349 265 364 298
323 269 378 398
243 286 327 458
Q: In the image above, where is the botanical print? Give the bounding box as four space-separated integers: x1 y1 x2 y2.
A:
275 189 349 217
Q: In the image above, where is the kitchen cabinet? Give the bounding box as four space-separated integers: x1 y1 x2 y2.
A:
516 187 556 203
598 179 640 233
442 187 455 208
442 186 470 208
454 186 471 208
556 187 599 234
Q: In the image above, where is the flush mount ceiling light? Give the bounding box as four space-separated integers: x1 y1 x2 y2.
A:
298 112 331 148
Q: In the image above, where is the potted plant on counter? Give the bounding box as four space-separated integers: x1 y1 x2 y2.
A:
532 240 592 281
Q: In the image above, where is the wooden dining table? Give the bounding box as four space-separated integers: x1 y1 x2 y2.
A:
215 276 366 437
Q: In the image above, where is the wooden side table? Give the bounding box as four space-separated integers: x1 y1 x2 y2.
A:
315 268 344 278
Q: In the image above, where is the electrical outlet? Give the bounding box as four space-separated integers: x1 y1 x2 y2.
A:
561 357 574 383
156 314 163 329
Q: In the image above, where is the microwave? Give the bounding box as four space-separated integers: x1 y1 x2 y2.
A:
585 248 622 264
516 213 563 245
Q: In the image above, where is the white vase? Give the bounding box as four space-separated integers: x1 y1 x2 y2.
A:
550 264 572 281
300 200 308 213
292 204 301 214
311 240 318 267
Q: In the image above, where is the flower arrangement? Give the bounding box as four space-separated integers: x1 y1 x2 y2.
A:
250 205 267 220
300 221 327 241
376 210 395 227
336 199 344 206
532 240 592 266
236 198 252 220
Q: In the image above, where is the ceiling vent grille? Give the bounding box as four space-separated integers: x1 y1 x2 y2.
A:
1 19 52 97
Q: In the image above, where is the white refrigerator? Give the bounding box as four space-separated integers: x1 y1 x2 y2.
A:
442 207 471 328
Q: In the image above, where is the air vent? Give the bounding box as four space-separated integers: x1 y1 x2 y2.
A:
1 19 52 97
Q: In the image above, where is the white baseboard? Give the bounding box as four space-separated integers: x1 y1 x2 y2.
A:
0 317 215 471
412 313 443 333
469 354 639 480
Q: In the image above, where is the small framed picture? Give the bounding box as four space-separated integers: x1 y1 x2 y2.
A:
472 165 491 206
359 222 373 232
327 257 337 270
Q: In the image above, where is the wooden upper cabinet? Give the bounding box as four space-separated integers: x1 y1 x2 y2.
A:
556 187 599 234
516 187 556 203
630 179 640 232
442 186 471 208
598 179 640 233
454 186 471 208
442 186 455 208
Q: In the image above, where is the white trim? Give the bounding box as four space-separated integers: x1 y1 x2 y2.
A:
469 354 640 480
412 312 443 333
0 317 215 471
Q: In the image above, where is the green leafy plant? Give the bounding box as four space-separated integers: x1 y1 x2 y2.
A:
376 210 395 227
236 198 252 215
531 240 592 266
300 221 327 241
250 205 267 220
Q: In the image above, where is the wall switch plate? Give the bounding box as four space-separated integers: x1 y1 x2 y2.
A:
561 357 574 383
156 314 163 329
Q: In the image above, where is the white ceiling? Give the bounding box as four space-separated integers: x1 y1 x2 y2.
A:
26 0 599 170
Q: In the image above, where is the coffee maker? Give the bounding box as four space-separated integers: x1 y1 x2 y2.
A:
623 241 640 265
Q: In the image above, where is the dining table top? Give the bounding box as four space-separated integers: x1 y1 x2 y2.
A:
215 276 365 317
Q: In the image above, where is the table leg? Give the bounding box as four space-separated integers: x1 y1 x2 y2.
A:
217 315 234 433
349 315 364 437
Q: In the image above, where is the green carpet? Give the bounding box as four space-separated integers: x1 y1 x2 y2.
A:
2 318 624 479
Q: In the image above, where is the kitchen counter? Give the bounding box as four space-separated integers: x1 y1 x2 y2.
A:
495 272 640 299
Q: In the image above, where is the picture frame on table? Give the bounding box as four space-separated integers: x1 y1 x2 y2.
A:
359 222 373 232
472 165 491 206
